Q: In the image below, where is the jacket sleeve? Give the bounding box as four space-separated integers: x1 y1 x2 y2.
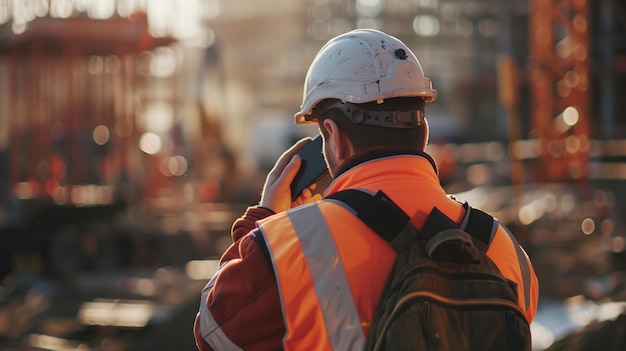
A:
193 206 285 351
231 206 275 242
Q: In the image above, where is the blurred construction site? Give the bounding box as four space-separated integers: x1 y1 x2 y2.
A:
0 0 625 350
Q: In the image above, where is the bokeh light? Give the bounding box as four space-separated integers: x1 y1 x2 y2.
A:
139 132 162 155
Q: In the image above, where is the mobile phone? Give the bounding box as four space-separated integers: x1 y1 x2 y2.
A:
290 135 331 201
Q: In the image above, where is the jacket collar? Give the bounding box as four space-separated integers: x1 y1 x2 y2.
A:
335 147 439 177
325 148 441 197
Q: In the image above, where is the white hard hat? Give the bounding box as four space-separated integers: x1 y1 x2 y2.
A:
295 29 437 124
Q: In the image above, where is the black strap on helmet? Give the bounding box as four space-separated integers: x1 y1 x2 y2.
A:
312 101 424 128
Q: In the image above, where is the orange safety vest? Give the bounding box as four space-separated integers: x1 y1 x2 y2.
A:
258 155 538 350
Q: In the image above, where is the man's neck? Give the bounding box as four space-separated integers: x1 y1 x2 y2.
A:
336 146 438 178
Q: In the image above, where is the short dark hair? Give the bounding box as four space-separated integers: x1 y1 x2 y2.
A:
315 97 428 153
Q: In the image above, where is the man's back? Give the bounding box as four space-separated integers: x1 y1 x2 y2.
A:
319 153 537 321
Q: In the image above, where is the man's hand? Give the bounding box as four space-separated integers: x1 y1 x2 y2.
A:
292 183 323 207
260 137 313 213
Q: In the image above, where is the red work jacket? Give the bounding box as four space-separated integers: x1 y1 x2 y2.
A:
194 153 539 350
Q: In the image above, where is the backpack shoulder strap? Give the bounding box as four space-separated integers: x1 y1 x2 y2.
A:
326 189 495 249
325 189 410 243
463 206 496 246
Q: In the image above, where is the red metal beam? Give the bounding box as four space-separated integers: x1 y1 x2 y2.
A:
0 13 174 56
528 0 591 182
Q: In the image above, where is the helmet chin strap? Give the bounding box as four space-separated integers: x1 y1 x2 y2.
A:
311 101 424 128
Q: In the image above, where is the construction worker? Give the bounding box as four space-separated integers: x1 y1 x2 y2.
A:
193 29 538 351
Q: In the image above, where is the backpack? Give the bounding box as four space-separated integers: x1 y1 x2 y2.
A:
326 189 531 351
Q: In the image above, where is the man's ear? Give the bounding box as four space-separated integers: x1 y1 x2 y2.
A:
420 117 430 151
322 119 354 161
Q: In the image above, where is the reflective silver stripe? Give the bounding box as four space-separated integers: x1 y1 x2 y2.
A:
198 266 244 351
488 217 498 244
459 202 471 229
285 204 366 350
499 222 532 311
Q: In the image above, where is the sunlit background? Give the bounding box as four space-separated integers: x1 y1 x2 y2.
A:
0 0 625 350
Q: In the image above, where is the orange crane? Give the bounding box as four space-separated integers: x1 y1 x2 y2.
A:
528 0 591 183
